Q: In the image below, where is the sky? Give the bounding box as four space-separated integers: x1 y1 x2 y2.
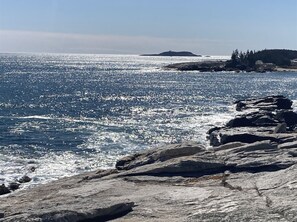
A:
0 0 296 55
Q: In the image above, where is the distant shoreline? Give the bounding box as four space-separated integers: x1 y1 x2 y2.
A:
164 60 297 73
164 49 297 73
140 50 201 57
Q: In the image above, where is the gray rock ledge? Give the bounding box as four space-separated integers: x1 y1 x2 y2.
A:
1 95 297 221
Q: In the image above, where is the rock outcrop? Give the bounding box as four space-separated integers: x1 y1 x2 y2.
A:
0 185 10 196
1 95 297 221
165 60 226 71
208 95 297 146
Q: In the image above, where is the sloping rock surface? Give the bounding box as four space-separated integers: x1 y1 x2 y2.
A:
1 95 297 221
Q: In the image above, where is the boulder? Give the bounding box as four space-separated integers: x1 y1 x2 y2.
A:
276 110 297 127
0 184 10 196
226 117 252 127
226 114 278 128
8 182 20 191
18 175 31 183
116 142 205 170
119 153 226 177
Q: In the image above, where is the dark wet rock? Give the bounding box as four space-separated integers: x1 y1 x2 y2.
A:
219 131 278 145
235 95 292 111
2 202 135 222
209 125 285 146
207 126 222 135
0 184 10 196
0 212 4 219
209 96 297 146
276 110 297 127
210 125 297 146
226 116 253 127
8 182 20 191
18 175 31 183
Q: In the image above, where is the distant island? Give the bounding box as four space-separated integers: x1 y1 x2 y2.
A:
141 50 201 57
165 49 297 72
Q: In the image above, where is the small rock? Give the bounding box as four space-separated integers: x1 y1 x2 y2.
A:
0 184 10 195
235 101 246 111
18 175 31 183
29 166 36 172
0 212 4 218
9 182 20 191
276 97 293 109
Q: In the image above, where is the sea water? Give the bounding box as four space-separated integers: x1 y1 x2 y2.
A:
1 53 297 189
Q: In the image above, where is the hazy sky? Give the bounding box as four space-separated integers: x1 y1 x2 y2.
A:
0 0 296 55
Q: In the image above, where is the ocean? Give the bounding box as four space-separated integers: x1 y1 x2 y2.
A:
1 53 297 189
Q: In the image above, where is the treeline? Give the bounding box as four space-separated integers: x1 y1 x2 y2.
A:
226 49 256 69
226 49 297 69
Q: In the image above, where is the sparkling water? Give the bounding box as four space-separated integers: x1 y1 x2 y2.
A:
1 53 297 188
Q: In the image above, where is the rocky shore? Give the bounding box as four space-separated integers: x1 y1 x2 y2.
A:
165 61 297 72
1 95 297 221
165 49 297 72
165 61 228 72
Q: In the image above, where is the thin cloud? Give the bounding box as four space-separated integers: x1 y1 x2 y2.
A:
0 29 237 55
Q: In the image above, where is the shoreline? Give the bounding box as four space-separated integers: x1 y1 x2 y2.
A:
1 95 297 221
165 60 297 73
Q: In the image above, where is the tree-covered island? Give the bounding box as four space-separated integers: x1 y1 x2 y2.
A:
165 49 297 72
